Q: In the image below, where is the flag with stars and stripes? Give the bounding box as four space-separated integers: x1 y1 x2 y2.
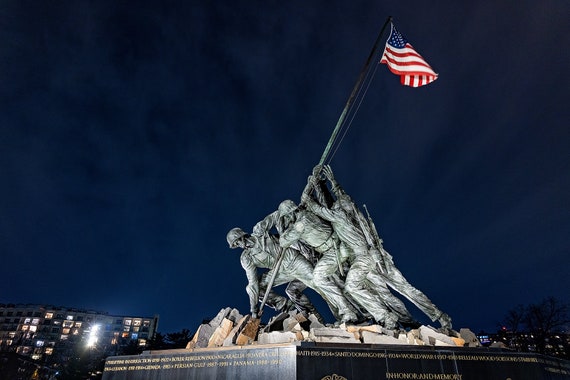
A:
380 23 438 87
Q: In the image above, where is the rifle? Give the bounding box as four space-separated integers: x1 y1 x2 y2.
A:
350 203 384 273
257 245 286 317
363 204 394 271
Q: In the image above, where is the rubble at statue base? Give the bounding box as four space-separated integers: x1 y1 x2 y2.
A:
103 307 570 380
185 307 480 349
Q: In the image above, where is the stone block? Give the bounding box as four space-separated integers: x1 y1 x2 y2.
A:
310 327 360 343
282 316 302 333
308 314 325 329
227 308 243 323
222 315 249 347
210 308 231 327
207 318 234 348
451 337 466 347
459 328 481 347
406 330 424 345
346 324 383 334
258 331 298 345
293 312 308 324
361 331 408 345
419 325 456 346
236 317 260 346
186 323 215 349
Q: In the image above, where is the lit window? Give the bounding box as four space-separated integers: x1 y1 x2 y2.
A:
131 333 138 340
60 334 68 340
124 319 132 326
36 340 45 347
29 326 37 332
143 320 150 327
31 354 42 360
138 339 147 346
45 312 53 319
24 318 31 324
75 322 82 328
6 340 13 345
123 326 130 332
21 325 29 331
72 329 80 335
53 320 62 326
63 328 70 334
32 318 40 325
66 315 74 321
121 332 129 338
133 319 141 326
8 332 16 338
63 321 73 328
45 347 53 355
133 327 139 332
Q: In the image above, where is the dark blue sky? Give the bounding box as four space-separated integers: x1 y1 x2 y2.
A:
1 1 569 334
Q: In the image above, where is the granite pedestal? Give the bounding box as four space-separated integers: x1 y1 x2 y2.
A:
102 342 570 380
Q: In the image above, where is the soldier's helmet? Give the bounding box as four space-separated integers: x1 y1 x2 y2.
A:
227 227 247 248
278 199 297 216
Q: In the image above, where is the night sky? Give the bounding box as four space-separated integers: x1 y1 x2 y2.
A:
1 1 569 335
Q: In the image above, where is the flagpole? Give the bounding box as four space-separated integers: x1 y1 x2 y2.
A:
318 16 392 166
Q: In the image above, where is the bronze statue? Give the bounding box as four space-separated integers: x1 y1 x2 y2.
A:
228 164 452 331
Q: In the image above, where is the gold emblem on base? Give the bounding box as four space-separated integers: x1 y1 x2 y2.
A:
321 374 347 380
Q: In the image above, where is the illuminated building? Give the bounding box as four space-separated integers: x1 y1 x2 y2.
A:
0 303 158 364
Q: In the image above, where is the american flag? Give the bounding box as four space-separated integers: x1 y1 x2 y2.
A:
380 23 438 87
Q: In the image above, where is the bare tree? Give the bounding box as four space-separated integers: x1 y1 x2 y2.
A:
525 297 570 334
502 297 570 357
524 297 570 354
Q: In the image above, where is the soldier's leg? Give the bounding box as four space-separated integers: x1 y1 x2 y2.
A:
301 250 357 323
344 255 398 328
383 265 451 329
365 270 415 323
281 252 339 323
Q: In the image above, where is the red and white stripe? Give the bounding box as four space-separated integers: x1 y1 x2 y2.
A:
381 43 438 87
